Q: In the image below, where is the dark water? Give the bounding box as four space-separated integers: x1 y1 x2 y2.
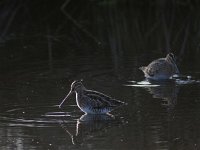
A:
0 1 200 150
0 54 199 150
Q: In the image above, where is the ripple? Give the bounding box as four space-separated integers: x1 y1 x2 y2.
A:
124 80 160 87
125 75 200 87
175 79 200 85
43 112 71 117
0 105 80 127
172 74 200 85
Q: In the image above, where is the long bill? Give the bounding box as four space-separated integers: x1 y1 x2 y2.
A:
59 90 73 108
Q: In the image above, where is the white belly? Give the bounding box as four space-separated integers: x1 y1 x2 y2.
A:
79 107 110 114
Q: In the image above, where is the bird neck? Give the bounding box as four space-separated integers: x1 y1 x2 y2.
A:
75 86 86 95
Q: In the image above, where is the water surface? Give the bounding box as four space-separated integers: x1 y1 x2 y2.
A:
0 1 200 150
0 54 199 150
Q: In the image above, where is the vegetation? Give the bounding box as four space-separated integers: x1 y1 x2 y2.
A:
0 0 199 70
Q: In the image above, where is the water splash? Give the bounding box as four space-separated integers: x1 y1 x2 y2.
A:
125 74 200 87
124 80 160 87
172 74 200 85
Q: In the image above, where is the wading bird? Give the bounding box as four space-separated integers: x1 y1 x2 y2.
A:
139 53 180 80
59 80 126 114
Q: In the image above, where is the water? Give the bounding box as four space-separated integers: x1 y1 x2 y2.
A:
0 53 199 150
0 1 200 150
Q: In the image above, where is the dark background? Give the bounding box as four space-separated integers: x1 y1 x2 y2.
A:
0 0 199 74
0 1 200 150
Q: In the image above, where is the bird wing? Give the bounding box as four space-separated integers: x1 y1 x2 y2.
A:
146 59 166 76
84 90 123 108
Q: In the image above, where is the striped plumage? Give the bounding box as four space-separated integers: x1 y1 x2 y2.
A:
139 53 180 80
59 80 126 114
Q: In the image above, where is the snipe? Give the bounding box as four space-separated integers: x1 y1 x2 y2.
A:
59 80 126 114
139 53 180 80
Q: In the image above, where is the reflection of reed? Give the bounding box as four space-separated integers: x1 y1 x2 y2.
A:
0 1 21 38
60 114 122 145
46 25 53 71
145 83 179 108
0 1 199 73
61 0 101 46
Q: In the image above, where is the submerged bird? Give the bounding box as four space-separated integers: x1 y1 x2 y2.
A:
139 53 180 80
59 80 126 114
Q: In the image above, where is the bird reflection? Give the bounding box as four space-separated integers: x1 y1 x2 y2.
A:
145 81 179 109
60 113 123 145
